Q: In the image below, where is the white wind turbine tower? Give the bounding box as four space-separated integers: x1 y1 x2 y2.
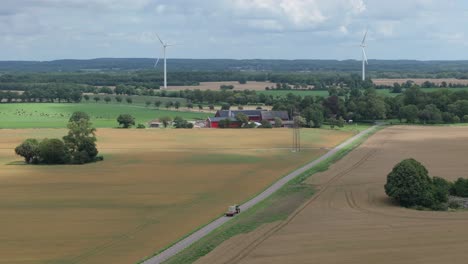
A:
360 29 368 81
154 33 173 89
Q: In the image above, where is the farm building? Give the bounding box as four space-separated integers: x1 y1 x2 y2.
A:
206 110 290 128
215 110 263 122
148 119 163 128
206 117 241 128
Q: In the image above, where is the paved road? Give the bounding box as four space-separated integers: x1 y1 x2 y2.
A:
142 126 377 264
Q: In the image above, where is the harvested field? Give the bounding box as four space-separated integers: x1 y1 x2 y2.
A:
0 128 354 264
373 78 468 86
167 81 273 91
202 126 468 264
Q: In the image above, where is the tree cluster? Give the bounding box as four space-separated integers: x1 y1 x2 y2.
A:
385 159 468 211
173 116 194 129
15 112 101 165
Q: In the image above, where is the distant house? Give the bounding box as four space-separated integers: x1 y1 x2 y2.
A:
207 110 290 128
260 111 290 122
148 119 162 128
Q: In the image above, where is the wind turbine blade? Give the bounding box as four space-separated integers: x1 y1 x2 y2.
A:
156 33 164 46
362 48 368 64
154 57 160 68
361 29 368 45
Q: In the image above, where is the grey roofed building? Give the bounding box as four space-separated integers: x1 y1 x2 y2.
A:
215 110 263 118
207 117 237 122
260 111 290 121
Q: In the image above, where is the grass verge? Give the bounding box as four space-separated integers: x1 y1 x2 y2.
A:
148 125 382 264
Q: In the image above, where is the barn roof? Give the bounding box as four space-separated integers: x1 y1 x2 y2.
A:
207 117 237 122
261 111 290 120
216 110 263 117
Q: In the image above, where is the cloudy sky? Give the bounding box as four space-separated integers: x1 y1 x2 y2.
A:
1 0 467 61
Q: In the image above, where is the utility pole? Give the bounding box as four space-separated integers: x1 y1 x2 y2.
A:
292 116 301 152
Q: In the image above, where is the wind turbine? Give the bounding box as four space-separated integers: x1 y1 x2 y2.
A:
360 29 368 81
154 33 173 89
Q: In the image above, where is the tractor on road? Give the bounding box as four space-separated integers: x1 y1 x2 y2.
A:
225 205 240 217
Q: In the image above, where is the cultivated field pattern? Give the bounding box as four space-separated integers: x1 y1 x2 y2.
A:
199 126 468 264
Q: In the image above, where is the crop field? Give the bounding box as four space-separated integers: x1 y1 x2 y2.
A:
0 127 356 264
0 103 208 128
200 126 468 264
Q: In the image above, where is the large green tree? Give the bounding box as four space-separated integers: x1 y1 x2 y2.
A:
385 159 435 208
63 117 98 164
117 114 135 128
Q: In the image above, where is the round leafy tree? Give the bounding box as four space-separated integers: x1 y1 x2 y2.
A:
384 159 435 208
117 114 135 128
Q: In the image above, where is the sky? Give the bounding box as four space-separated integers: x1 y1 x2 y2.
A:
1 0 468 61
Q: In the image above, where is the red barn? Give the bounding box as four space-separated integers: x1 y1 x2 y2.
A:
206 117 241 128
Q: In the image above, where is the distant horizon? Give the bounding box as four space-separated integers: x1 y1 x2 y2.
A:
3 58 468 63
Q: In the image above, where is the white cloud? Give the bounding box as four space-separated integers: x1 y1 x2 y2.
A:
228 0 366 31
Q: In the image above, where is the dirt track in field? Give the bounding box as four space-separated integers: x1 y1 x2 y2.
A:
199 126 468 264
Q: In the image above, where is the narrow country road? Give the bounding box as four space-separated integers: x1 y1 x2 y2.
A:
142 125 377 264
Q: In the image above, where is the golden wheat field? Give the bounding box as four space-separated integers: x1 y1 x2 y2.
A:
0 128 354 264
199 126 468 264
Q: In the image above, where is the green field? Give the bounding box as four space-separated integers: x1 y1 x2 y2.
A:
0 103 208 128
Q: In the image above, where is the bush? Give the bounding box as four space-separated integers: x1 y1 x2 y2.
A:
258 120 272 128
274 117 283 128
137 124 146 129
463 115 468 123
449 200 461 209
453 115 461 123
72 150 91 165
246 122 257 128
173 116 193 129
451 178 468 197
15 138 40 164
432 177 451 204
38 139 69 164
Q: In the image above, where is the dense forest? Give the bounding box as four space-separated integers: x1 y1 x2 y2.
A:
1 58 468 78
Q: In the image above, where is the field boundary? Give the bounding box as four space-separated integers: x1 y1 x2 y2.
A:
140 125 380 264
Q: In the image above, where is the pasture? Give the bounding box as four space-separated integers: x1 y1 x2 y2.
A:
0 127 356 264
201 126 468 264
0 103 208 128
